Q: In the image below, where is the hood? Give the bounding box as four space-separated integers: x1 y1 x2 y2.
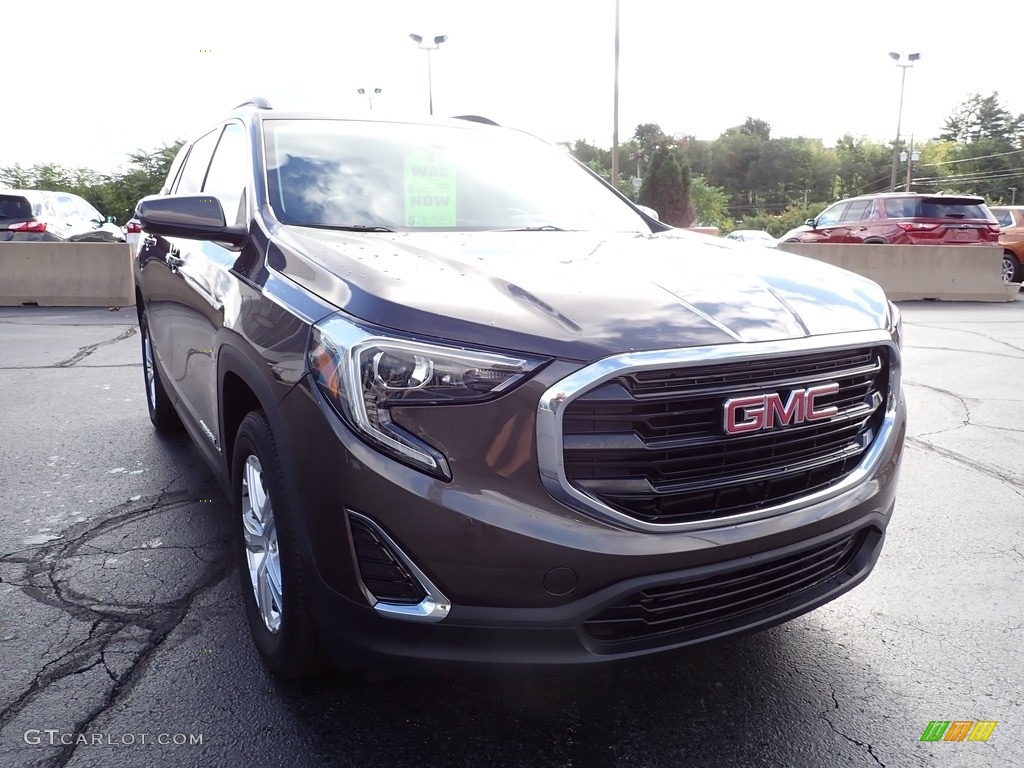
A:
271 227 889 361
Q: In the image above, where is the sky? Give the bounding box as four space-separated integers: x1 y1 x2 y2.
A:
2 0 1022 176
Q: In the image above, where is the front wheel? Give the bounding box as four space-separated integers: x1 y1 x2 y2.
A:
139 310 182 431
233 411 324 678
1003 251 1020 284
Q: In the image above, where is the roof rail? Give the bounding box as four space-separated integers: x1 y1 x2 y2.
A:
234 97 273 110
452 115 499 126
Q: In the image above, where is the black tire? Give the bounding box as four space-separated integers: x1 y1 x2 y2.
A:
1003 251 1020 284
233 411 324 678
139 310 182 431
863 238 887 245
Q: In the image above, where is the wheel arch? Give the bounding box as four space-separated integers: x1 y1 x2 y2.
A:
218 344 289 488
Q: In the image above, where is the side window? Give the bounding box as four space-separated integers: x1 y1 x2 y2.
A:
815 203 847 228
202 123 249 225
994 210 1012 228
882 198 918 219
55 195 79 219
174 128 221 195
840 200 871 223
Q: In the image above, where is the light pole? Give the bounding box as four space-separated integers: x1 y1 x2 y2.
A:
888 51 920 192
409 33 447 115
357 87 381 110
1011 187 1018 205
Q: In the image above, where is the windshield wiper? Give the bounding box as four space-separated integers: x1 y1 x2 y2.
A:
496 225 567 232
305 224 395 232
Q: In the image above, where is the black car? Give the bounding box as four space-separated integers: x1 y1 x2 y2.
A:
134 99 906 678
0 192 58 241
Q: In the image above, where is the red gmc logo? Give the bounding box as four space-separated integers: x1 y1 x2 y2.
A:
723 383 840 435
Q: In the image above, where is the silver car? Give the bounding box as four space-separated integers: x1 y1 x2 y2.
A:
9 189 124 242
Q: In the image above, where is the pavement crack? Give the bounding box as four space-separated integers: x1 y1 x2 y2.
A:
909 323 1024 356
53 326 137 368
906 437 1024 492
813 658 886 767
0 480 231 740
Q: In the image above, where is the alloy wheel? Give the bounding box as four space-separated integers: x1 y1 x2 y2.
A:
241 455 283 634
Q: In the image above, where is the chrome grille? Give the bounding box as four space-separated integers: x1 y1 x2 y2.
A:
561 347 889 525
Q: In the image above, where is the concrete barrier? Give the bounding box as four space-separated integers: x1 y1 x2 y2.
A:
0 242 135 307
776 242 1020 302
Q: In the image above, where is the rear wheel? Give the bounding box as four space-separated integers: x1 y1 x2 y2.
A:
233 411 324 678
139 310 182 431
1003 251 1020 283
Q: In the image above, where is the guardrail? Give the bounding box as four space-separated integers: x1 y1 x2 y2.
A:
776 243 1019 302
0 242 135 307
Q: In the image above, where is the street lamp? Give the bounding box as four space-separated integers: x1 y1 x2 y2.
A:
888 51 921 192
409 33 448 115
357 87 382 110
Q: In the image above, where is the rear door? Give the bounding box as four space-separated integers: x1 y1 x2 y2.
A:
837 199 874 243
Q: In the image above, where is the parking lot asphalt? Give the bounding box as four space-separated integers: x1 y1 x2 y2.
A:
0 301 1022 768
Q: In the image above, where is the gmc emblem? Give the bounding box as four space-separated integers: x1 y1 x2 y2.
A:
723 383 840 435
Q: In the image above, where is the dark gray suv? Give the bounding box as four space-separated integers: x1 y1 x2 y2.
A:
133 99 906 678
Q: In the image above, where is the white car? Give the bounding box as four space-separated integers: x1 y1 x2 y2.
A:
725 229 779 248
8 189 124 242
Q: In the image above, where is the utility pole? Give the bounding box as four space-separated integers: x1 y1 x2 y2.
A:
1012 187 1018 205
611 0 620 188
902 135 919 192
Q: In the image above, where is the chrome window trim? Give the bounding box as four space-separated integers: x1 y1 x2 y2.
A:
537 329 902 533
347 510 452 622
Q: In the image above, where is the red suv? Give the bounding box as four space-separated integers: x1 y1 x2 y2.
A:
782 193 1000 246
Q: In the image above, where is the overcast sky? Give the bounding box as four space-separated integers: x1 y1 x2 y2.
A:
2 0 1022 175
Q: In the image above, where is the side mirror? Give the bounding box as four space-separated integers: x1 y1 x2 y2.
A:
636 204 660 221
804 218 816 227
106 216 116 224
136 195 247 247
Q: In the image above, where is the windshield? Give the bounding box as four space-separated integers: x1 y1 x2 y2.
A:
263 119 651 233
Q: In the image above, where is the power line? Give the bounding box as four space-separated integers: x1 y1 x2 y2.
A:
916 147 1024 169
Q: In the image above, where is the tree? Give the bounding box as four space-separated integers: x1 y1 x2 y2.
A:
102 140 186 221
638 145 691 226
933 93 1024 200
939 93 1021 144
741 117 771 141
632 123 668 179
832 135 891 198
0 140 184 223
688 176 731 231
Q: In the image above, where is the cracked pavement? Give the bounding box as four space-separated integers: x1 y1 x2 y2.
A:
1 303 1022 768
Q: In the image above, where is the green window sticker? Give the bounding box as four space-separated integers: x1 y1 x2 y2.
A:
404 151 457 227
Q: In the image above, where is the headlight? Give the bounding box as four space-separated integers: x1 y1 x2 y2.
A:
308 315 545 478
887 300 903 349
886 300 903 412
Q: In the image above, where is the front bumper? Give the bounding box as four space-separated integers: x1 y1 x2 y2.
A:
273 354 906 671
